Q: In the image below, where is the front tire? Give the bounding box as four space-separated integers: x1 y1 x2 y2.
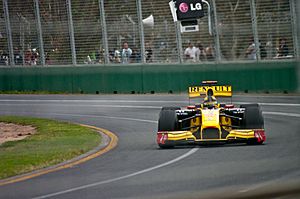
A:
158 107 180 131
157 107 180 149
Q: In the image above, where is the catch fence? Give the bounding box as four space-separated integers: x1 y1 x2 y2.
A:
0 0 298 66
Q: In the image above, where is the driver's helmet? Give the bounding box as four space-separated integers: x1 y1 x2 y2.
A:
203 96 218 108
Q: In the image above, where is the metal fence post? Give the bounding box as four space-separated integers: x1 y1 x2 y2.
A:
136 0 145 64
289 0 299 60
175 21 183 63
211 0 221 62
34 0 45 66
99 0 109 64
292 0 300 92
66 0 77 65
297 0 300 61
3 0 14 66
250 0 261 61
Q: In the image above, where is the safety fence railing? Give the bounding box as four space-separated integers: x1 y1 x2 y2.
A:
0 0 298 66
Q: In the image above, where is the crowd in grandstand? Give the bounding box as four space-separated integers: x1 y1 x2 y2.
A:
0 37 291 66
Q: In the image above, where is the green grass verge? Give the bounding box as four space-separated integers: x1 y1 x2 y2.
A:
0 116 101 179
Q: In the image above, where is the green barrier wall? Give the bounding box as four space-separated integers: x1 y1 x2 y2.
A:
0 61 298 94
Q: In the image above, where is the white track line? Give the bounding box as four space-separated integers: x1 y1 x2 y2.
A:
31 148 198 199
232 102 300 107
254 102 299 107
0 99 184 103
263 111 300 118
0 103 162 109
1 102 300 110
0 99 299 107
41 112 158 124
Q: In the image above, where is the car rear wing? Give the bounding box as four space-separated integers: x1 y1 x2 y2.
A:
188 85 232 98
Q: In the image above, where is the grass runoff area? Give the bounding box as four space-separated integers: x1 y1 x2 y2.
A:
0 116 101 179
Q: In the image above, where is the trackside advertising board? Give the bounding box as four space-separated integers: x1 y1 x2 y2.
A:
176 0 205 20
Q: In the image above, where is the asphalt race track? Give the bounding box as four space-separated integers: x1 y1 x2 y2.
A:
0 94 299 199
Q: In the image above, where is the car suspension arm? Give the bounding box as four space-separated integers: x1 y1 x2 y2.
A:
178 114 201 123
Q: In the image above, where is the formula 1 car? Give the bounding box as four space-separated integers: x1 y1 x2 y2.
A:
157 81 266 148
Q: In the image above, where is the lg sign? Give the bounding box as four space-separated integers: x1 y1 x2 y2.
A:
179 2 202 13
176 0 205 20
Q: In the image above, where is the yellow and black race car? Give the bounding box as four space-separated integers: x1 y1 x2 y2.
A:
157 81 266 148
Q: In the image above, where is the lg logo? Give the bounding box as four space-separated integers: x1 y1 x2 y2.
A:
191 2 203 11
179 3 189 13
179 2 203 13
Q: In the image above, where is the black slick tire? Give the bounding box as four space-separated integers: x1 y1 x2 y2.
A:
241 104 264 145
157 107 180 148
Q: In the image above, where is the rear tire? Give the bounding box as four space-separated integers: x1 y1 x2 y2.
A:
241 104 264 145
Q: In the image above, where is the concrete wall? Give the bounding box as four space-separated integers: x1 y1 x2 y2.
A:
0 61 298 94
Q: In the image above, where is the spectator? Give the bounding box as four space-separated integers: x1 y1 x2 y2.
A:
84 55 93 64
276 38 289 57
45 53 52 65
245 39 256 60
95 49 104 64
31 48 39 65
25 49 32 65
259 41 267 59
184 42 197 63
145 42 153 63
195 43 206 62
14 47 23 65
130 47 141 63
121 42 132 64
113 49 121 63
90 51 96 63
205 45 215 61
108 49 114 63
0 50 9 65
266 41 273 59
158 41 168 62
